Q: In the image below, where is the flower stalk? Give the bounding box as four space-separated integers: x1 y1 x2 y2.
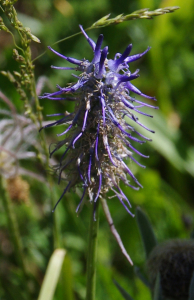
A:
86 202 99 300
92 6 180 27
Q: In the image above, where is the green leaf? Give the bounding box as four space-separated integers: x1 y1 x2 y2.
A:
134 110 194 177
113 279 135 300
153 273 162 300
136 207 157 259
189 272 194 300
134 266 150 288
37 249 66 300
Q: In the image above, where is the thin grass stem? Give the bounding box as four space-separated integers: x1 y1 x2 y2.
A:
85 201 99 300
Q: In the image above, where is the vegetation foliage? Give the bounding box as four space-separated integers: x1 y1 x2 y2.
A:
0 0 193 299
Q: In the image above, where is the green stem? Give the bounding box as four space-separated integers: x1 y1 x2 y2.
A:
86 202 99 300
50 185 61 248
0 176 31 298
32 27 93 62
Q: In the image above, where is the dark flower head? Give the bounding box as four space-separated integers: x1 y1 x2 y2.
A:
40 26 157 214
147 239 194 300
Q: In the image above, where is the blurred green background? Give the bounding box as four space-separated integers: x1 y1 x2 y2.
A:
0 0 194 299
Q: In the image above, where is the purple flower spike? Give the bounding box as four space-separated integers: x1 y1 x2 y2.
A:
76 186 87 213
72 132 82 148
100 91 106 125
125 46 151 63
57 124 73 137
92 34 104 64
79 25 96 51
125 81 156 100
115 74 140 90
94 171 102 202
95 124 100 161
52 181 71 212
116 193 135 217
51 66 75 70
88 156 92 183
108 44 132 72
41 26 157 214
96 46 108 79
48 46 82 65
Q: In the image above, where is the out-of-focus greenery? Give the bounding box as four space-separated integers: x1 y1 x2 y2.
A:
0 0 194 299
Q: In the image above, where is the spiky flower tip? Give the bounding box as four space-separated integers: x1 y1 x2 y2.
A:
40 26 158 215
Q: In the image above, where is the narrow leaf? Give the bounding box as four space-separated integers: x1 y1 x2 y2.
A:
134 266 150 288
153 273 162 300
113 279 134 300
37 249 66 300
136 207 157 258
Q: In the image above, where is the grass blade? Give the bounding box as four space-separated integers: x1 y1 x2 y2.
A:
37 249 66 300
153 273 162 300
113 279 135 300
136 207 157 259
